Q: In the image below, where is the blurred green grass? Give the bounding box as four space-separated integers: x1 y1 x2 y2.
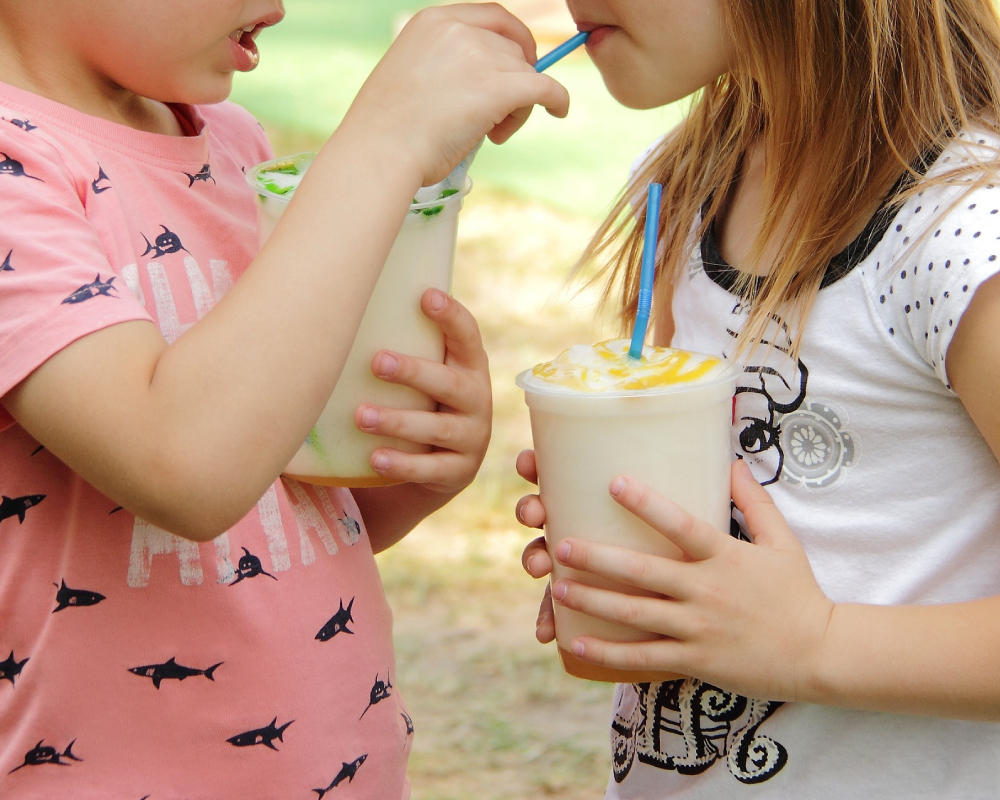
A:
230 0 683 218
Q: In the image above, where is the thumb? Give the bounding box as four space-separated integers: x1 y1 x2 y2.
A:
731 460 795 550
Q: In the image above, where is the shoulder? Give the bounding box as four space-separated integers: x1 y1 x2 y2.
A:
863 130 1000 386
0 108 79 170
0 114 92 208
629 125 686 182
630 135 668 179
903 130 1000 274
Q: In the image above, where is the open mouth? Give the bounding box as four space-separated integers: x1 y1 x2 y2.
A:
230 23 266 69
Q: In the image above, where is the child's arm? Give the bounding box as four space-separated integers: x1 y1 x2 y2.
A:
1 4 568 543
528 272 1000 718
519 273 1000 721
553 461 1000 720
349 289 492 554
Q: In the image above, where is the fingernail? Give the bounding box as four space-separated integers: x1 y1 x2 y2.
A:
524 554 537 575
556 542 571 562
610 476 626 496
428 289 447 311
361 408 379 428
372 454 390 472
571 641 585 657
516 503 525 524
377 353 398 377
553 581 567 601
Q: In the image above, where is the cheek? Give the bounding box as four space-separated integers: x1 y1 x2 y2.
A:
637 27 732 106
592 11 732 109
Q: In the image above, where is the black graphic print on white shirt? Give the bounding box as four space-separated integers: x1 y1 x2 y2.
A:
612 681 786 785
725 304 859 491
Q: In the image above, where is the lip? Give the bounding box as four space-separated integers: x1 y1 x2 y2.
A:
229 11 284 72
577 23 616 49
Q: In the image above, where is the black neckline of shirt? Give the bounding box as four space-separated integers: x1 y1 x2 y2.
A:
700 148 940 295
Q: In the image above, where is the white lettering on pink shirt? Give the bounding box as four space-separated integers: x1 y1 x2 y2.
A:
126 484 342 587
285 479 341 565
127 517 205 587
258 483 292 573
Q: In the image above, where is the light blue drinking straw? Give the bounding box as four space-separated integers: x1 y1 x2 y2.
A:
534 31 590 72
629 183 663 360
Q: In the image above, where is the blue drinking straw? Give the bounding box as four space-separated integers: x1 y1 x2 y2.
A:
534 31 590 72
629 183 663 360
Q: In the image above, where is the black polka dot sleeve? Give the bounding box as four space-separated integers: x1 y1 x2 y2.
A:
871 175 1000 390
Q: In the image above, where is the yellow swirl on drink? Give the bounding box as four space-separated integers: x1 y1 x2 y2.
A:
523 338 726 392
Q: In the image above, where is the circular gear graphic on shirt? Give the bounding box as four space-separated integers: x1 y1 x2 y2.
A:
775 400 858 490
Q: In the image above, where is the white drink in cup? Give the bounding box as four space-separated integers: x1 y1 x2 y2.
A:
517 339 736 682
248 153 470 487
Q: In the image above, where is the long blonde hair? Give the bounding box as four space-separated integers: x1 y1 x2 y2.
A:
585 0 1000 353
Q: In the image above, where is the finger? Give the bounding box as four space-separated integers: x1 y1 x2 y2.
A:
356 404 485 453
488 106 533 145
609 475 724 561
370 447 472 488
520 534 552 576
553 537 692 599
420 290 489 373
569 636 687 677
515 493 546 531
731 459 790 549
552 577 692 640
370 350 489 414
515 449 538 484
463 31 569 119
498 71 569 120
536 583 556 644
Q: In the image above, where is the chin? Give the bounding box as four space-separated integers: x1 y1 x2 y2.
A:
600 77 667 110
188 81 235 106
603 72 706 110
158 76 235 107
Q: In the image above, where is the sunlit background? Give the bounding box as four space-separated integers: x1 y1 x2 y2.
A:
232 3 683 797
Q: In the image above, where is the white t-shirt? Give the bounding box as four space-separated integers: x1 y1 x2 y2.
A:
607 133 1000 799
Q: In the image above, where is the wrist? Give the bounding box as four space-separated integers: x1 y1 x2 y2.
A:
338 90 429 191
792 598 841 706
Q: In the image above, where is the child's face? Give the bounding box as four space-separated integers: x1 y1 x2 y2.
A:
56 0 285 105
567 0 734 109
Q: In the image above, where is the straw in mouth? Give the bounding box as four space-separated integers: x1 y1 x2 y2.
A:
629 183 663 360
534 31 591 72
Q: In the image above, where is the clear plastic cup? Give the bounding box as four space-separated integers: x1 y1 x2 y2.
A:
517 346 736 682
248 153 471 487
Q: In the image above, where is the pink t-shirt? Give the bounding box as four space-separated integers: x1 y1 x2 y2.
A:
0 83 411 799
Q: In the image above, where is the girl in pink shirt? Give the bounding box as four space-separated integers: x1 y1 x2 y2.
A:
0 1 569 797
